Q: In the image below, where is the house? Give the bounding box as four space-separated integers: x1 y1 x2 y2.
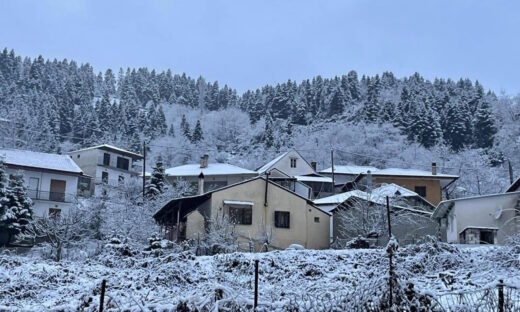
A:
153 176 331 251
506 177 520 193
165 155 258 194
0 148 89 218
314 183 437 246
257 150 334 199
321 163 459 205
68 144 143 194
431 191 520 244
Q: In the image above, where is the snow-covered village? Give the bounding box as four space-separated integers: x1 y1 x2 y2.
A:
2 1 520 311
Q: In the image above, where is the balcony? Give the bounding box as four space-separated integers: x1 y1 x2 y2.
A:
27 190 76 203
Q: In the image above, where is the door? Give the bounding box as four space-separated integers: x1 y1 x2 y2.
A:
49 179 66 202
480 230 494 244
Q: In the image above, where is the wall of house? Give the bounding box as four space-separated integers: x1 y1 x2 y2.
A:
186 210 205 240
448 193 520 244
268 150 315 177
207 178 330 250
374 176 442 205
68 149 99 178
5 167 78 218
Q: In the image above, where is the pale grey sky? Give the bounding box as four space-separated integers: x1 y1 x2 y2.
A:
0 0 518 94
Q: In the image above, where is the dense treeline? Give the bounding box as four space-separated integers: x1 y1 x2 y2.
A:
0 48 499 155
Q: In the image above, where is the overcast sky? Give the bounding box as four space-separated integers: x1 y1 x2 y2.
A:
0 0 518 94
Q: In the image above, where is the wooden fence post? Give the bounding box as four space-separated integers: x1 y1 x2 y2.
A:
99 279 106 312
498 279 504 312
254 260 259 310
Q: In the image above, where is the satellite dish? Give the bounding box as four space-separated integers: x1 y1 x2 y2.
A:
494 206 503 220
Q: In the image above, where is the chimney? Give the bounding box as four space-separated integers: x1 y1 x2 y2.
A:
311 161 317 172
198 172 205 195
367 170 373 189
432 162 437 176
200 154 209 168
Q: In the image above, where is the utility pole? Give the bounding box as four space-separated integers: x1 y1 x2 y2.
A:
331 149 335 195
142 141 146 198
386 195 393 309
508 160 514 185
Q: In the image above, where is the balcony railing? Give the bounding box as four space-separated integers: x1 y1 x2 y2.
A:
27 190 76 203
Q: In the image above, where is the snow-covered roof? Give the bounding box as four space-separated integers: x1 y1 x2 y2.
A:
0 148 83 174
320 165 379 175
370 183 419 198
313 190 369 205
68 144 143 160
459 226 499 235
256 152 289 173
223 200 254 206
432 191 520 219
165 163 257 177
294 175 333 183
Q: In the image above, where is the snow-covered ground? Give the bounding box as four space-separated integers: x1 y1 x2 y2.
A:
1 241 520 311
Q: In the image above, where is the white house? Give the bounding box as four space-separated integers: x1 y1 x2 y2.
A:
432 191 520 244
68 144 143 194
257 150 333 199
165 154 258 194
0 148 88 218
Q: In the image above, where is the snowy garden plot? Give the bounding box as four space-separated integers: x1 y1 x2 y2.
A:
2 242 520 311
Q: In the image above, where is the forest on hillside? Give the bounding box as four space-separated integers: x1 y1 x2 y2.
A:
0 48 519 197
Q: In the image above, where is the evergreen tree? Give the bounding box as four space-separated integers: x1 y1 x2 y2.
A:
191 120 203 143
180 114 191 140
1 172 33 245
263 113 275 149
328 87 345 117
168 124 175 137
0 161 12 246
473 99 497 149
145 156 166 198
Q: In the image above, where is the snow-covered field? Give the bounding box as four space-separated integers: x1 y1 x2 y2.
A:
1 241 520 311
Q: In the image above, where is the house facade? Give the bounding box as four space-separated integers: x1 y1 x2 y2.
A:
68 144 143 194
322 163 459 205
432 191 520 244
165 155 258 194
257 150 333 199
0 148 87 218
153 177 331 250
314 183 437 246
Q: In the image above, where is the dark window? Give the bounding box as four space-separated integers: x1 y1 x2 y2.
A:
103 153 110 166
102 172 109 184
116 157 129 170
314 217 320 223
118 175 125 183
290 158 297 168
275 211 290 228
414 186 427 197
49 179 66 202
77 154 80 159
49 208 61 219
229 206 252 225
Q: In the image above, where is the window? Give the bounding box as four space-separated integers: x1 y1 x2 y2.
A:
102 171 109 184
77 154 80 159
275 211 290 228
49 208 61 219
314 217 320 223
118 175 125 184
103 153 110 166
290 158 297 168
414 186 427 197
49 179 66 202
28 177 39 198
116 157 129 170
229 206 252 225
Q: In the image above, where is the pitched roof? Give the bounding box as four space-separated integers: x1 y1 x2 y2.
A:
165 163 257 177
294 175 333 183
321 165 458 179
256 151 289 173
320 165 379 175
0 148 83 174
506 177 520 193
431 191 520 219
313 190 369 205
68 144 143 160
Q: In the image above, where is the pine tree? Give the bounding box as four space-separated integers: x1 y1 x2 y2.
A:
180 114 191 140
1 172 33 245
328 87 345 117
263 113 275 149
191 120 203 143
145 156 166 198
473 99 497 149
0 161 12 246
168 124 175 137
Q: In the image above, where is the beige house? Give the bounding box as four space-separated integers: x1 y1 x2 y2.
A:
321 163 459 205
432 191 520 244
165 155 258 195
153 176 331 251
